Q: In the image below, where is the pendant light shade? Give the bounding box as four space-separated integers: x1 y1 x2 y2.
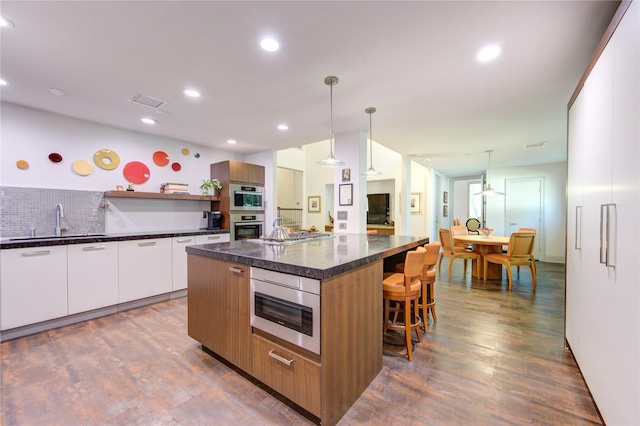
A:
474 149 505 196
363 107 382 176
317 76 345 167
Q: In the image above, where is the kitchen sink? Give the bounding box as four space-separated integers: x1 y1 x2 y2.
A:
9 233 107 241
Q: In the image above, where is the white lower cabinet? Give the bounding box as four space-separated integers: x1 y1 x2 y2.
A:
67 241 119 314
1 245 68 330
118 238 172 303
173 233 230 291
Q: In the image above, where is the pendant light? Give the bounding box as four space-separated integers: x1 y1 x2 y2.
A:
362 107 382 176
317 76 345 167
474 149 505 196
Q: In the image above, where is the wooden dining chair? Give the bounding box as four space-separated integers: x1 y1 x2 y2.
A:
517 228 537 274
394 241 441 332
438 228 480 279
383 246 427 361
483 232 536 290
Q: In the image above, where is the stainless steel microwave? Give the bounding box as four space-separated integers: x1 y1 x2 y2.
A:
230 184 264 211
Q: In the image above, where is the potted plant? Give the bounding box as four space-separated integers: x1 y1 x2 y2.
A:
200 179 222 196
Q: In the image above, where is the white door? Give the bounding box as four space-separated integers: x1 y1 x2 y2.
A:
505 177 543 259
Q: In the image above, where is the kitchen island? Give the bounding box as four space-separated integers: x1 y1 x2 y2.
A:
186 233 428 425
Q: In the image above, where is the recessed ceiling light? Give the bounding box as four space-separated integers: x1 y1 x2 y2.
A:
0 16 15 28
260 38 279 52
277 124 288 130
0 79 7 86
227 139 237 144
183 89 201 98
477 44 501 62
141 117 156 125
50 88 65 96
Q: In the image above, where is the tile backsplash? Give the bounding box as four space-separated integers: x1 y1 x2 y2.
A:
0 187 106 238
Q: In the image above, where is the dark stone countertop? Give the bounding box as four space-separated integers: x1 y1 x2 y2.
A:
186 233 429 280
0 229 230 250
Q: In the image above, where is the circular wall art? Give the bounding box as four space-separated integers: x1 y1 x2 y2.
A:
153 150 170 166
171 162 181 171
72 159 94 176
48 153 63 163
16 160 29 170
181 148 190 155
123 161 150 184
194 152 200 158
94 149 121 170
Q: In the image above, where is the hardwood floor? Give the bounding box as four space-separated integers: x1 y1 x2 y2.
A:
1 261 602 425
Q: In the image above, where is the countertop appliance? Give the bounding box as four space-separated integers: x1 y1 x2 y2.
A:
230 213 264 241
250 267 320 354
230 184 264 211
205 211 222 230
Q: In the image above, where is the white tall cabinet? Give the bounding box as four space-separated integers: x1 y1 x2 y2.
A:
566 2 639 424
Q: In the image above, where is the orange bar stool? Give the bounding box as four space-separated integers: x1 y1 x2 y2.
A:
384 246 427 361
395 241 441 332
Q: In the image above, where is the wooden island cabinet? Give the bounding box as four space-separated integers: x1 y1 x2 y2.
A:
186 233 427 424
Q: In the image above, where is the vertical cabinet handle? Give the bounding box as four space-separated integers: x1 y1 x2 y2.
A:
606 203 616 268
268 350 294 366
575 206 582 250
599 203 617 267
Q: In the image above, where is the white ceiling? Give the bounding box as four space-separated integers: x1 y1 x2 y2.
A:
0 1 619 177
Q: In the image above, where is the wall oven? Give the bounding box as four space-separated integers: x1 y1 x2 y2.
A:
230 184 264 211
250 267 320 354
230 213 264 241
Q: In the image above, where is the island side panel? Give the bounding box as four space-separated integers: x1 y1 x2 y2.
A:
187 254 252 372
320 259 383 425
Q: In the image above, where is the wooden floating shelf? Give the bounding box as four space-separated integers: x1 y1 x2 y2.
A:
104 191 220 201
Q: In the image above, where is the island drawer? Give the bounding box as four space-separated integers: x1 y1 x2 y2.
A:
251 334 321 416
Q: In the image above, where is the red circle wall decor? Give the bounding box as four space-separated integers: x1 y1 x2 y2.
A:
171 162 181 171
153 151 170 166
123 161 151 184
48 153 63 163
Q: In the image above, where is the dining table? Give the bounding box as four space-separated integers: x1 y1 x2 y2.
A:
453 235 510 279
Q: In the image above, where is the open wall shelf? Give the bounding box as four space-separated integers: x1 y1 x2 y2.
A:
104 191 220 201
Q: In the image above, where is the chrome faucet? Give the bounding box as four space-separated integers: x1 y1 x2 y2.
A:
54 203 64 236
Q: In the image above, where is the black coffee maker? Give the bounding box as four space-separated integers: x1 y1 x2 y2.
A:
206 211 222 230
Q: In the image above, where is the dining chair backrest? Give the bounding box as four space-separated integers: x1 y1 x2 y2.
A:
450 225 468 236
518 227 536 233
506 232 536 258
439 228 452 253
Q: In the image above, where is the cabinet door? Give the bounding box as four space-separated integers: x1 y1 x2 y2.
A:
1 246 68 329
172 236 197 291
68 242 119 314
187 255 251 372
118 238 172 303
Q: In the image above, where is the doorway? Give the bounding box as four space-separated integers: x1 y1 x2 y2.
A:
506 177 544 260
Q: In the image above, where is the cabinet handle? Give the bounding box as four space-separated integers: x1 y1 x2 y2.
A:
138 241 157 247
176 238 193 243
575 206 582 250
21 250 51 257
228 267 243 274
606 203 616 268
82 245 106 251
205 236 221 241
268 350 294 366
599 204 607 264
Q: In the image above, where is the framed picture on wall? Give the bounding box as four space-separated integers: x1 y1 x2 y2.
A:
342 168 351 182
443 205 449 217
443 191 448 204
410 192 422 214
339 184 353 206
308 195 321 213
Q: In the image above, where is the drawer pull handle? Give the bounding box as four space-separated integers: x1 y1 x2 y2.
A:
228 267 243 274
268 350 294 366
205 236 221 240
82 246 106 251
138 241 157 247
177 238 193 243
22 250 51 257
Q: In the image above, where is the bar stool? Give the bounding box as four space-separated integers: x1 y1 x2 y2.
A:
395 241 441 332
383 246 427 361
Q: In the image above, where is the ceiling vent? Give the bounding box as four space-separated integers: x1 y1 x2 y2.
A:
128 92 168 109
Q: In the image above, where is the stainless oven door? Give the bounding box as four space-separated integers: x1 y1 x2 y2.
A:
232 221 263 241
250 268 320 354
